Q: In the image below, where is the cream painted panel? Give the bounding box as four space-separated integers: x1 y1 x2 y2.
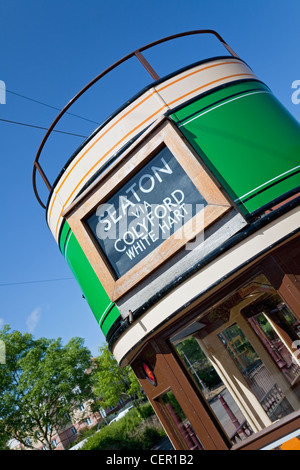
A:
156 59 255 107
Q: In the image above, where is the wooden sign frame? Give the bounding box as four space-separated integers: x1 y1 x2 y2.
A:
65 119 231 301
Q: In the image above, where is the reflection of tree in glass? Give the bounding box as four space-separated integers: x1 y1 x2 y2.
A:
176 337 221 391
162 391 185 422
218 324 260 372
255 314 276 340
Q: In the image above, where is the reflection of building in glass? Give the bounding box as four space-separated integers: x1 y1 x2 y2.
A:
33 31 300 450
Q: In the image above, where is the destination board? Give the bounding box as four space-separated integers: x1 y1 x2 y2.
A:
86 146 206 278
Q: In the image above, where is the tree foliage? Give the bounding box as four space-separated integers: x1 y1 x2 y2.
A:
92 345 142 409
0 325 93 450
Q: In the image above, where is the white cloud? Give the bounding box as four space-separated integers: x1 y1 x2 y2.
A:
26 308 41 333
0 318 4 329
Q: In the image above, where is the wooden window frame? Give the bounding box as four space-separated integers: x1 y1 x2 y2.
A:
132 340 229 450
65 119 231 301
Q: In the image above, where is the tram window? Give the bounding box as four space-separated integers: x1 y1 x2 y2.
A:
219 323 295 422
156 390 204 450
170 273 300 445
172 336 253 445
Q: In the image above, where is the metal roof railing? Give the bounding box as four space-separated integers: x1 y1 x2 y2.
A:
32 29 239 208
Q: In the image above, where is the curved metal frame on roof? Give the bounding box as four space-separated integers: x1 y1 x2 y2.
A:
32 29 239 208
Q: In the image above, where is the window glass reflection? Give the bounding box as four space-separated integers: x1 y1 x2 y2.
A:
171 274 300 445
158 390 203 450
174 336 253 444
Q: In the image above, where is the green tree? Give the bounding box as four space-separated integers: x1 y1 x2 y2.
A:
92 344 142 409
0 325 93 450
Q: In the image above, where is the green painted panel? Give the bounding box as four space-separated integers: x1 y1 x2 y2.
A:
59 220 121 338
171 80 300 214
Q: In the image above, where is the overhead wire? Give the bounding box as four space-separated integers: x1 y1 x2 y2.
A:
0 90 91 288
0 277 74 287
1 86 100 125
0 85 101 137
0 117 88 138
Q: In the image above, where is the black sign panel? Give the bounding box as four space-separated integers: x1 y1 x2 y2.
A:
86 146 206 278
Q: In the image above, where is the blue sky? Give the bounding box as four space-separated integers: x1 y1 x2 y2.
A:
0 0 299 357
